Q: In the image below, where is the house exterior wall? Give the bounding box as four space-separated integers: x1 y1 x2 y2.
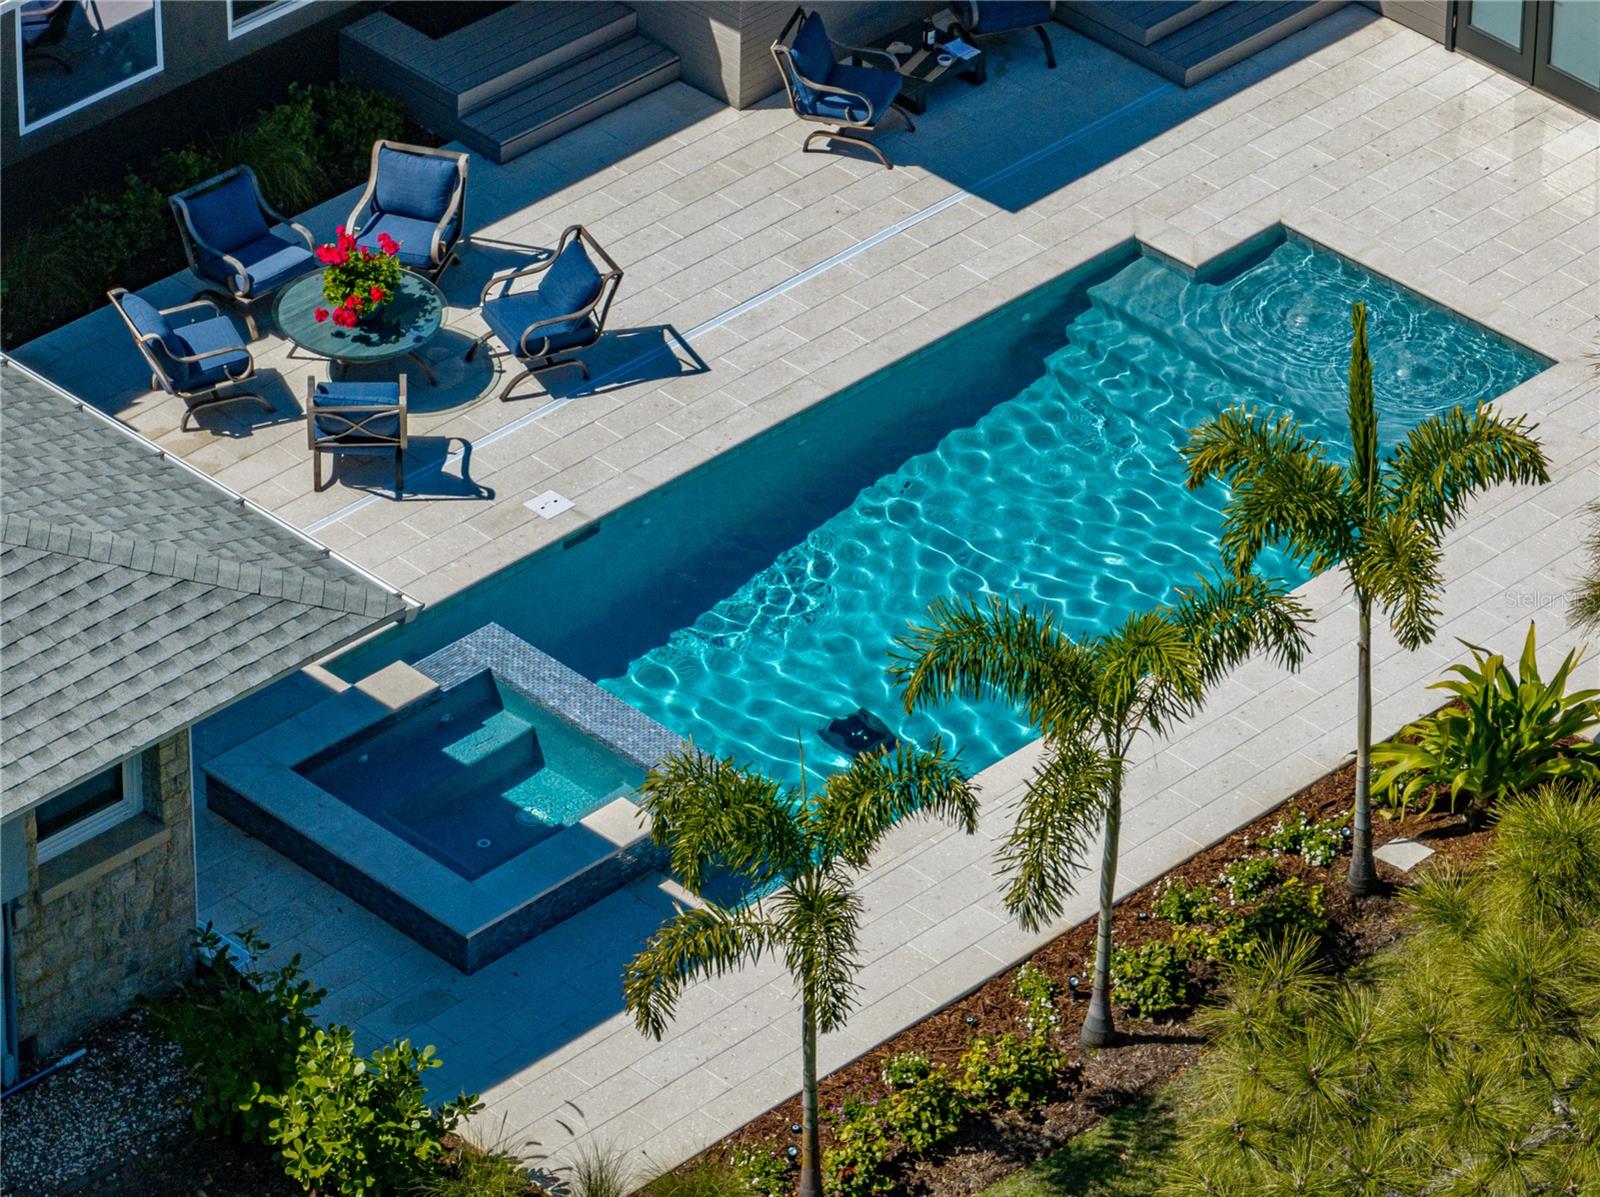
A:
7 730 195 1065
633 1 925 109
1360 1 1450 42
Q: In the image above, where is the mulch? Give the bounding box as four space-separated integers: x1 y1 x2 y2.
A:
693 761 1491 1196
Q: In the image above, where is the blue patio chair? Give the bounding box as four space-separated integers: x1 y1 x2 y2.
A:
345 141 470 282
952 2 1057 68
464 225 624 402
169 165 317 339
108 288 270 431
770 6 915 170
305 376 408 495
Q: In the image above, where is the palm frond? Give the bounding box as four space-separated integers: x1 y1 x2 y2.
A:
1387 402 1549 532
623 904 781 1040
1181 405 1319 493
1571 501 1600 634
892 594 1093 735
1346 301 1380 515
995 737 1112 932
1349 512 1444 650
771 871 863 1032
1167 572 1312 688
812 738 979 869
1096 609 1204 737
1220 453 1355 576
636 749 808 893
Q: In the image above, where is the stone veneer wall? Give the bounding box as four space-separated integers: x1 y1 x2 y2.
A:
10 731 196 1062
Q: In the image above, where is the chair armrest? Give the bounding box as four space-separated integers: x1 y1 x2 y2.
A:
431 170 467 266
285 221 315 251
839 43 898 71
161 298 223 321
478 255 558 306
168 342 253 368
516 294 604 358
802 73 877 122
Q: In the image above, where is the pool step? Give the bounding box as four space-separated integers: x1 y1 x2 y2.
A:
1057 0 1347 86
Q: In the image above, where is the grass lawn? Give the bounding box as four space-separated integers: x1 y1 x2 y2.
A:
978 1091 1179 1197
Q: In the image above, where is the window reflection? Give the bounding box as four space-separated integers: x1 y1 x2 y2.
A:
18 0 162 132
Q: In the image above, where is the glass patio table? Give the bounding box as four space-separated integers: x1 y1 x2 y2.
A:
273 269 445 385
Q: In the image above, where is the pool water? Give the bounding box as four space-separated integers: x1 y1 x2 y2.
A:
297 673 643 879
332 233 1547 788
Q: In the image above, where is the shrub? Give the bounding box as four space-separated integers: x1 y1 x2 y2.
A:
1373 623 1600 823
409 1133 530 1197
1258 809 1346 867
824 1094 895 1197
1109 938 1192 1019
728 1146 791 1197
141 926 323 1144
1013 963 1062 1036
882 1067 966 1152
880 1050 932 1089
263 1028 476 1197
1217 855 1279 904
1152 878 1221 925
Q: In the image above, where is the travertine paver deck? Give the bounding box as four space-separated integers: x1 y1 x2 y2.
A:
16 6 1597 1185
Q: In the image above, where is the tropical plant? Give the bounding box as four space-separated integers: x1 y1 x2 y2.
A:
142 926 324 1144
1160 783 1600 1196
1573 500 1600 634
1109 938 1192 1019
564 1140 635 1197
1257 808 1345 867
408 1123 531 1197
623 742 979 1197
895 573 1310 1046
263 1028 476 1197
1182 300 1549 893
1215 855 1278 904
1372 622 1600 824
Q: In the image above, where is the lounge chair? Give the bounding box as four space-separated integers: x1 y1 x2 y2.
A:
951 2 1057 69
345 141 470 282
108 288 269 431
771 6 914 169
169 166 317 339
305 377 408 495
464 225 623 402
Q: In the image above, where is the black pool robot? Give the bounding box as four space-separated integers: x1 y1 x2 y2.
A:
820 708 899 758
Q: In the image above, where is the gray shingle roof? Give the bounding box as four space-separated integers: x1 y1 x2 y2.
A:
1 362 411 815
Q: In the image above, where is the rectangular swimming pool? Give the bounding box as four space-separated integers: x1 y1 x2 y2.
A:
333 229 1549 785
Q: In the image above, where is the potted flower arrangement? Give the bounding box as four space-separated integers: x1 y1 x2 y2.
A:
313 227 402 328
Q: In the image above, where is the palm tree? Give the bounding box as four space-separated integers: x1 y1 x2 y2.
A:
1182 301 1549 894
1571 500 1600 633
622 741 978 1197
895 574 1310 1048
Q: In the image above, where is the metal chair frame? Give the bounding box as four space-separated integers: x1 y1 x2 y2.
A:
305 374 409 495
169 165 315 339
952 1 1057 68
108 288 269 432
464 225 624 402
345 140 470 283
770 5 915 170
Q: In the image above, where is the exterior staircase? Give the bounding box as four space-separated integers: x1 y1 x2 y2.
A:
1057 0 1346 86
340 2 680 164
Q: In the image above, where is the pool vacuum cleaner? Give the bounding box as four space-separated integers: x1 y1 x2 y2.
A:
821 708 898 758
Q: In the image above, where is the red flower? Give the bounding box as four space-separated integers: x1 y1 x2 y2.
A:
369 285 385 302
348 294 363 311
313 307 329 322
376 232 399 257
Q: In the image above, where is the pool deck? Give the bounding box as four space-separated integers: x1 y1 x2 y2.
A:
13 6 1597 1184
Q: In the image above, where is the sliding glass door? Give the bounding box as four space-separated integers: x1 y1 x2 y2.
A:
1456 1 1599 116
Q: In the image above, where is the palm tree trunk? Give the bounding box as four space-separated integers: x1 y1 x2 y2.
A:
1082 780 1122 1048
1347 592 1377 895
797 996 822 1197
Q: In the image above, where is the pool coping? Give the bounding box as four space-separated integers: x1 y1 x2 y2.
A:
205 623 684 972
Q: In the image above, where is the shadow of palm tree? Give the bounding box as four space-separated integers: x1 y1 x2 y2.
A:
1017 1093 1181 1196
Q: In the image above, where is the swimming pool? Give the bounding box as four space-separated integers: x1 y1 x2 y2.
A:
333 230 1549 786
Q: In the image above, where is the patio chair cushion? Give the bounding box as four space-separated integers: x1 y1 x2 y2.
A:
817 62 900 124
481 291 598 357
182 172 271 254
957 1 1053 32
170 315 251 390
358 212 459 268
197 231 316 297
789 10 835 84
540 238 605 318
116 291 183 360
373 147 461 221
312 381 402 442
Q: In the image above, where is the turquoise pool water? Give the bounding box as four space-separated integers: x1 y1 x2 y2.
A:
333 233 1548 787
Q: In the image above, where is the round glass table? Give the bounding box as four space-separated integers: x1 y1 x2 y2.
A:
273 269 446 385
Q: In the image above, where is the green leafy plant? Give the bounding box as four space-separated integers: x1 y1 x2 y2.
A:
728 1146 791 1197
824 1095 896 1197
1152 878 1221 925
1109 939 1192 1019
959 1029 1067 1108
880 1051 932 1089
1013 964 1062 1036
1257 809 1345 867
1216 855 1279 905
142 926 323 1144
1183 301 1550 894
882 1067 967 1152
408 1126 530 1197
1373 623 1600 824
263 1028 476 1197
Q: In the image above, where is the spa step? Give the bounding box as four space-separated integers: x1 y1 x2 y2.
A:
1057 0 1346 86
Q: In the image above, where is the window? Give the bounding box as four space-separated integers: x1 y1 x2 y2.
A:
34 758 142 863
15 0 163 135
227 0 306 39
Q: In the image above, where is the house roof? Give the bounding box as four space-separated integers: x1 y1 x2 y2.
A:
0 361 412 817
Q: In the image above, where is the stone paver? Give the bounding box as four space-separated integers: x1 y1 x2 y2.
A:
15 5 1598 1185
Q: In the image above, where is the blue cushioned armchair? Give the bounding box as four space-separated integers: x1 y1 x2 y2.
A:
465 225 624 402
108 288 270 431
346 141 470 283
305 376 408 495
952 2 1056 69
771 6 915 169
169 166 317 339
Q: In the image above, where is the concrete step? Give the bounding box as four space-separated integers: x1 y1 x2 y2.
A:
1058 0 1346 86
1069 1 1228 47
458 36 681 164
